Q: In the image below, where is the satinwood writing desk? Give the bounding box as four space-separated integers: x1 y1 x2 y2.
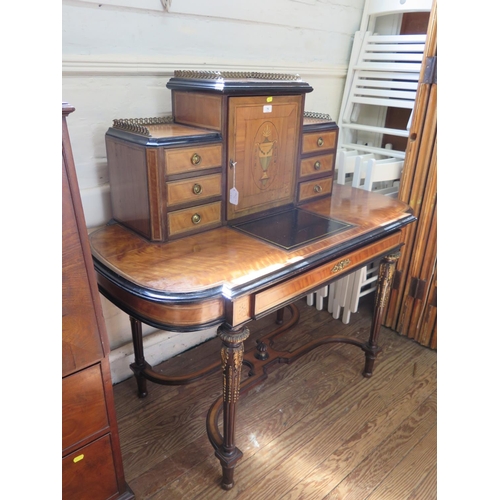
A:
89 184 415 490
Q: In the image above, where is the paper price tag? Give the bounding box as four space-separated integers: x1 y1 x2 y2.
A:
230 187 239 205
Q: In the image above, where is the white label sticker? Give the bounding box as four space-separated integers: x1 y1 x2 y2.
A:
230 187 239 205
263 105 272 113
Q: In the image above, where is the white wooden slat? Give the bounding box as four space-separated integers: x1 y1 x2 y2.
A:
365 34 427 44
356 71 420 81
353 62 422 72
356 79 419 91
352 88 417 101
341 143 406 159
360 53 425 63
363 42 427 53
350 96 416 109
341 124 410 137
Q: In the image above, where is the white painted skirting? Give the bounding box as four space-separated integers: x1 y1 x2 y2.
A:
109 324 219 384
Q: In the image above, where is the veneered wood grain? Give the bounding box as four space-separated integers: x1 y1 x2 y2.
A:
96 273 225 329
166 173 222 207
302 129 338 154
165 143 222 176
226 95 302 220
62 364 109 453
254 232 402 315
173 91 223 131
298 176 333 202
106 137 152 240
299 153 334 177
62 435 119 500
90 184 413 298
167 201 222 237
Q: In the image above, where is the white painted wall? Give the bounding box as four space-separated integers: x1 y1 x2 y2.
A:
62 0 365 383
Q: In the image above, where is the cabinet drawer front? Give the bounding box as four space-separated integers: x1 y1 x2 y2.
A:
298 177 333 202
62 364 109 453
299 153 334 178
168 201 222 237
302 129 338 154
62 434 119 500
167 173 222 207
254 231 402 315
165 144 222 175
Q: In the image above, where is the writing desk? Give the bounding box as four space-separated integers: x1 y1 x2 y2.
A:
89 183 415 489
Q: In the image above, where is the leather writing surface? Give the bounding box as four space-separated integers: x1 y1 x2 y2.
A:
233 208 353 250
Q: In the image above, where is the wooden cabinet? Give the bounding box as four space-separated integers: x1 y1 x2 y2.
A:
105 71 339 242
298 114 338 204
106 120 223 241
62 103 134 500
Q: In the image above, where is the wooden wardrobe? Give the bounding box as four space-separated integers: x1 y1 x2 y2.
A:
62 102 134 500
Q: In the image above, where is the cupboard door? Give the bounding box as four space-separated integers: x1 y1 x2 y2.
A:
226 95 302 220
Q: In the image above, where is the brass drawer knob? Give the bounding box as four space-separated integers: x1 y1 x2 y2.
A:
314 161 321 170
191 213 202 225
191 153 202 165
317 137 324 147
314 184 322 193
192 183 203 195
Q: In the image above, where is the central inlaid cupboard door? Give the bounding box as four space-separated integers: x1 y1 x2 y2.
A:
226 95 302 220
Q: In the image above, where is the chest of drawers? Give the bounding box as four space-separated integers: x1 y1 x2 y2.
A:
105 72 339 243
63 103 134 499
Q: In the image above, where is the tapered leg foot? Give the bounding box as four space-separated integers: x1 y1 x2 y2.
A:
129 316 149 398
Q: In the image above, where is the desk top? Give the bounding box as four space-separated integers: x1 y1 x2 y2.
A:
90 185 414 307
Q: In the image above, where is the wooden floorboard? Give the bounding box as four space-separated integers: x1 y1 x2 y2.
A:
112 296 437 500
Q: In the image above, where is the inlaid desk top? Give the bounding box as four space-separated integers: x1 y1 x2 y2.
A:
89 185 415 332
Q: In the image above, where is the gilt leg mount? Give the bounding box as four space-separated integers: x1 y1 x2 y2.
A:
363 251 400 378
216 323 250 490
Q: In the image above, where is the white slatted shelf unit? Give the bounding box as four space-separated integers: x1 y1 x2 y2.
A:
339 32 426 159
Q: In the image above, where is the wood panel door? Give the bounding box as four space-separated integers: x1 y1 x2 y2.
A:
383 0 437 349
226 95 302 220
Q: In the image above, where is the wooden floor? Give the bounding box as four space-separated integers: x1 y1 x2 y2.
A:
113 296 437 500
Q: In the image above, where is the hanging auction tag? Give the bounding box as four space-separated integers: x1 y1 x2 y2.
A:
229 159 239 205
230 187 239 205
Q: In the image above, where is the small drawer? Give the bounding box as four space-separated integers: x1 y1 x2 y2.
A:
299 153 334 178
298 177 333 203
254 231 403 316
302 129 338 155
62 434 119 500
165 144 222 175
168 201 222 237
167 173 222 207
62 364 109 453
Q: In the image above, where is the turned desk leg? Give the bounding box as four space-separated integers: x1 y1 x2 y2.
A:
129 316 148 398
363 252 400 378
215 323 250 490
276 307 285 325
